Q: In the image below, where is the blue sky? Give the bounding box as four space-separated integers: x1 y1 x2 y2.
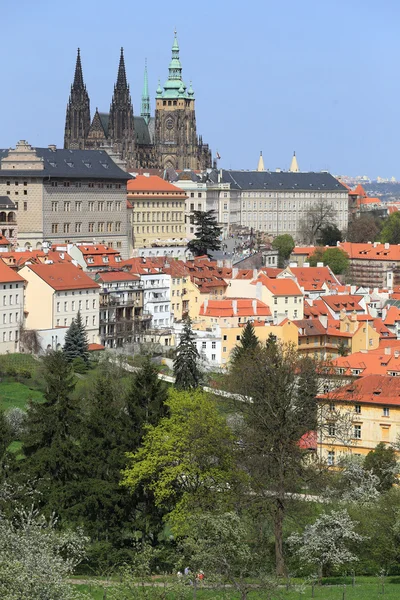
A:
2 0 399 178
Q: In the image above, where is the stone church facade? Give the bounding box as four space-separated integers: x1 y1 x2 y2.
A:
64 35 212 171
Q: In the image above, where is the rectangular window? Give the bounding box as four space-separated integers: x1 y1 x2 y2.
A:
202 341 206 349
354 404 361 414
52 223 58 233
327 451 335 466
75 222 82 233
383 407 390 417
211 354 216 361
354 425 361 439
92 299 96 309
212 341 216 349
115 222 121 232
88 222 94 233
57 302 60 312
64 201 71 212
52 202 58 212
88 201 94 212
107 222 113 232
23 202 27 211
116 202 122 211
75 201 82 212
98 202 104 211
328 424 336 436
64 223 70 233
98 222 104 233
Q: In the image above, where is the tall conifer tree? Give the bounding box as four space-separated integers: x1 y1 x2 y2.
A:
63 311 89 363
174 318 201 390
187 210 222 257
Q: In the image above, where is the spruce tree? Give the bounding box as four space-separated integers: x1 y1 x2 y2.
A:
230 320 260 366
187 209 222 257
125 357 169 447
63 311 89 363
174 318 201 390
21 351 80 514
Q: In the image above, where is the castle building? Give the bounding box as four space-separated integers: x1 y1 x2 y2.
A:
64 34 212 171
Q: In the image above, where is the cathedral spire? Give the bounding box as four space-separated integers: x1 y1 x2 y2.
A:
116 47 128 89
141 59 151 125
257 151 265 172
73 48 84 89
168 30 183 82
289 151 299 173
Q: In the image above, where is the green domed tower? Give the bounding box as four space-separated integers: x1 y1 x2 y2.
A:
154 31 212 171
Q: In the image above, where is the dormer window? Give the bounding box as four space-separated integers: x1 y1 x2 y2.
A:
103 257 109 263
87 257 94 264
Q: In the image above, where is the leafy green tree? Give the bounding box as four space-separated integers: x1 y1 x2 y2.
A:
364 442 398 492
187 209 222 257
21 351 80 515
272 234 295 267
122 389 240 533
230 345 319 576
337 339 349 357
309 247 349 274
347 215 382 243
0 507 88 600
380 212 400 244
174 318 201 390
230 321 260 366
63 311 89 364
317 224 342 246
288 510 364 581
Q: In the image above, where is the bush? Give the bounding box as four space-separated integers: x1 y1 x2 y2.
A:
5 407 27 438
72 356 89 374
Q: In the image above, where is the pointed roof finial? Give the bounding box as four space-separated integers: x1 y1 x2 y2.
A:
257 151 265 172
289 151 299 173
73 47 84 89
116 47 128 89
141 59 151 124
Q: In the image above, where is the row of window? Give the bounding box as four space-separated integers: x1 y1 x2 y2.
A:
56 299 96 312
6 190 27 196
56 315 96 327
3 294 20 306
329 402 390 417
274 296 302 304
2 284 20 289
50 182 122 189
241 192 346 199
133 212 183 223
2 312 19 324
135 225 183 234
51 201 122 212
1 330 18 343
133 201 184 208
51 222 122 234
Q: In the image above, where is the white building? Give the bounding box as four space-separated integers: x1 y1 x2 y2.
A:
0 261 25 353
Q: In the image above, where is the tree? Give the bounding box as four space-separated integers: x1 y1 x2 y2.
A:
0 507 87 600
21 351 80 515
317 224 342 246
272 234 295 267
288 510 364 581
347 215 381 243
299 199 336 245
324 455 380 505
337 338 350 357
364 442 398 492
380 212 400 245
174 318 201 390
126 357 169 446
63 311 89 364
309 247 349 274
122 389 240 532
230 344 319 576
230 321 260 366
187 209 222 257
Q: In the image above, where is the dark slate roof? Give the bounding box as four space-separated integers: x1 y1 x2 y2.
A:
0 148 130 180
214 169 348 192
0 196 16 209
99 113 110 135
134 116 152 146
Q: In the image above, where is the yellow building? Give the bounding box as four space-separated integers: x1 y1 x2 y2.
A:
318 375 400 464
127 175 186 248
220 320 298 366
197 298 272 330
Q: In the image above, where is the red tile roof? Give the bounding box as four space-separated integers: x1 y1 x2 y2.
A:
0 259 25 283
0 235 10 246
127 175 186 193
199 298 271 318
320 375 400 406
24 263 100 291
88 343 105 351
384 306 400 326
254 273 302 296
332 350 400 377
321 294 364 313
96 271 140 283
289 266 339 290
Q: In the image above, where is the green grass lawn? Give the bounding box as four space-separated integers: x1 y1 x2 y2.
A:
72 577 400 599
0 353 40 376
0 381 44 411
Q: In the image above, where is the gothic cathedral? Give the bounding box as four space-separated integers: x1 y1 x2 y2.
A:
64 34 212 171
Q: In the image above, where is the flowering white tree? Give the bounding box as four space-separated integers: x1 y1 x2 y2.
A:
288 509 364 582
0 506 88 600
324 456 380 505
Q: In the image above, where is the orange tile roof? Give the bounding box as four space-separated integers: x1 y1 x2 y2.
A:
0 259 25 283
96 271 140 283
127 175 186 193
88 343 105 351
384 306 400 326
293 318 327 336
332 350 400 377
338 242 400 262
320 375 400 407
259 267 283 278
24 263 100 291
321 294 364 312
350 184 367 197
304 299 330 318
254 273 302 296
76 244 120 256
291 246 316 256
0 234 10 246
289 266 339 290
199 298 272 318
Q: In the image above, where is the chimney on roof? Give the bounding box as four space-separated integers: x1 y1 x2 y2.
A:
48 144 57 151
232 299 238 315
373 242 378 248
318 314 328 329
350 285 356 295
232 267 238 278
303 262 309 268
385 243 390 250
395 350 400 358
204 299 208 312
385 347 391 355
317 262 323 268
253 268 257 280
252 299 257 315
337 241 341 247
